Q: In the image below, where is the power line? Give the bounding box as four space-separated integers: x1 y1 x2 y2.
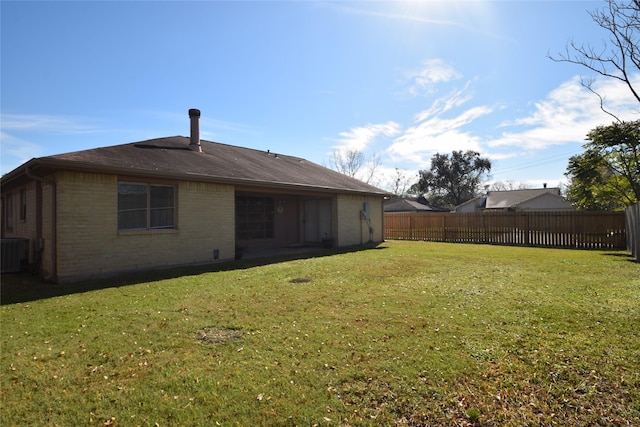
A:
491 149 582 177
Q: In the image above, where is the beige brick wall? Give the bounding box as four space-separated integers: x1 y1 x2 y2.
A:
55 172 235 282
41 181 55 279
10 169 384 281
336 194 384 246
175 180 235 262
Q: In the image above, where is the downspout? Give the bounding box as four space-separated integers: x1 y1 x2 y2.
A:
360 209 363 245
381 197 387 242
25 167 57 282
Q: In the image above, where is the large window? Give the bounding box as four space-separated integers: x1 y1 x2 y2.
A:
118 182 175 230
236 196 274 240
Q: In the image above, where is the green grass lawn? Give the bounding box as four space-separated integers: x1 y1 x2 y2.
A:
1 241 639 426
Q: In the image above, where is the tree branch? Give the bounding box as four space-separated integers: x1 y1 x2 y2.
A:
548 0 640 114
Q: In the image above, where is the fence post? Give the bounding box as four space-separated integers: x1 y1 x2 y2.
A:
627 202 640 262
443 213 448 242
636 203 640 261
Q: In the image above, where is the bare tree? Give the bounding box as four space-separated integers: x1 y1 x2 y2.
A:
489 181 530 191
330 149 364 178
549 0 640 121
329 149 382 185
362 153 381 185
388 168 417 196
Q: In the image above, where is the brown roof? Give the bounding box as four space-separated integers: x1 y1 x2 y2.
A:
485 188 561 209
3 136 388 196
384 197 448 212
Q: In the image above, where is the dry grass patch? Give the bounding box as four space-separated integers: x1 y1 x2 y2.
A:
197 327 243 344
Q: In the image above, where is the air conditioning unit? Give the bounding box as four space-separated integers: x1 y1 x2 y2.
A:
1 238 29 273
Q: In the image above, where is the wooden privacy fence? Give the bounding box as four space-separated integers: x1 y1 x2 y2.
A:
385 211 627 250
627 202 640 261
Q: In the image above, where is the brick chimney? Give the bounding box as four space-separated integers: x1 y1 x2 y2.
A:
188 108 202 152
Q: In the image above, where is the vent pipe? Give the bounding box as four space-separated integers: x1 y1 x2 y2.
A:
188 108 202 152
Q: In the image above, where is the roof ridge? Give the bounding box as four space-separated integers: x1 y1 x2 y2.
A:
198 138 307 162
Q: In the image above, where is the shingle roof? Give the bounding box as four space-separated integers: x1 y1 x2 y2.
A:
485 188 561 209
384 197 448 212
4 136 388 196
454 196 485 211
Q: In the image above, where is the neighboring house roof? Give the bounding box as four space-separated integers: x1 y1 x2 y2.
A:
453 188 573 212
384 196 448 212
2 136 387 196
453 196 486 212
511 191 574 210
485 188 562 209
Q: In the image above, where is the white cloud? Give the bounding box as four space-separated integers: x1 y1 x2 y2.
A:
0 131 45 173
0 113 103 135
386 88 493 166
331 71 640 190
488 76 640 150
0 113 109 175
324 1 500 41
406 59 463 96
387 128 484 167
327 3 472 29
334 121 401 152
414 84 473 122
486 151 519 162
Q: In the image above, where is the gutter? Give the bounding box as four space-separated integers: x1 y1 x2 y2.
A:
25 166 57 282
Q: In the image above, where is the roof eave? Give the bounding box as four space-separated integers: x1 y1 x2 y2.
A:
4 158 388 197
1 158 41 188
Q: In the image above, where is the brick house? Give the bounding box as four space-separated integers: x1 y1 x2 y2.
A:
1 109 388 282
454 187 574 212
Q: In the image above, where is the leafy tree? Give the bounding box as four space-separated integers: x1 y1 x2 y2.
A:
565 120 640 210
549 0 640 121
411 150 492 209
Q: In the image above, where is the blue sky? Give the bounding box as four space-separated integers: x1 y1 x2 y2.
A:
2 0 638 193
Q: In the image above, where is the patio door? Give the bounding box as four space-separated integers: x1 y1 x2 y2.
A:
304 199 331 242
